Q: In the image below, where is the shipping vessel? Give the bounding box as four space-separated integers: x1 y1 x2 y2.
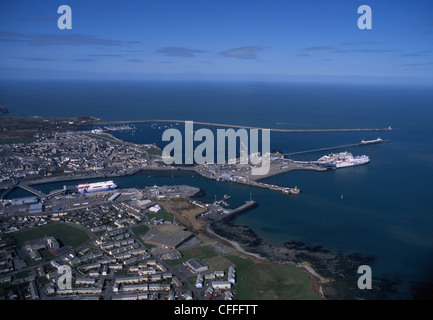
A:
315 152 370 169
77 181 117 193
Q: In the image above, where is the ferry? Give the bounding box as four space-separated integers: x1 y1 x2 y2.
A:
315 152 370 169
332 154 370 168
77 181 117 193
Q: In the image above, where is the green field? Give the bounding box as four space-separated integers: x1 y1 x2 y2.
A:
164 246 218 267
0 116 97 144
148 207 174 222
131 224 149 237
225 255 317 300
12 223 92 249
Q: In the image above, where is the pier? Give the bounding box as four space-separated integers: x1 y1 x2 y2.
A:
229 200 257 215
94 119 393 133
219 200 257 221
284 139 390 157
247 180 300 194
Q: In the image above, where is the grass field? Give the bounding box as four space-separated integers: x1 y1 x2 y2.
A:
225 255 317 300
148 207 174 222
164 245 316 300
157 199 206 233
164 245 218 267
0 116 97 144
131 224 149 237
12 223 92 249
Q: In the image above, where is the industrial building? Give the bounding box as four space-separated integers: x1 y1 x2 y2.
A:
183 258 208 274
142 223 196 249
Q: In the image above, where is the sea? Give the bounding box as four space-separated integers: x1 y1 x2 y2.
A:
1 79 433 299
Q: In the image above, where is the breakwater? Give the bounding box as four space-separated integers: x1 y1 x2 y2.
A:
93 119 393 133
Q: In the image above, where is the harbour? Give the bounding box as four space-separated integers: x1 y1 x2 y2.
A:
1 80 432 299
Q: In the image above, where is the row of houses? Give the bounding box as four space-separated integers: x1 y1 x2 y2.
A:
113 283 171 293
194 265 236 291
57 287 103 295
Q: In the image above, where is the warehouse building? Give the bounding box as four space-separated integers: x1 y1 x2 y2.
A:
184 258 208 274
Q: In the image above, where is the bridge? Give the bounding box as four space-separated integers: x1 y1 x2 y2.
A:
17 184 46 197
1 184 46 200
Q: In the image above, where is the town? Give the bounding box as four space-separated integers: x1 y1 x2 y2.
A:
0 182 239 300
0 128 321 197
0 130 158 185
0 125 325 300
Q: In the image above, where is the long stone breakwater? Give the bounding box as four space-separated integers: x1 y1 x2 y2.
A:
94 119 393 133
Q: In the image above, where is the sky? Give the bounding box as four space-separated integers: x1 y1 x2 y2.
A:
1 0 433 84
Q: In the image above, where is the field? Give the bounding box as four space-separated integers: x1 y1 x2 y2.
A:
164 245 218 267
131 224 150 237
154 199 317 299
225 255 318 300
164 244 317 300
0 116 97 144
157 199 207 232
12 222 92 249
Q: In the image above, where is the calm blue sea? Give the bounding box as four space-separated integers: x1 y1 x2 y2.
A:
1 80 433 299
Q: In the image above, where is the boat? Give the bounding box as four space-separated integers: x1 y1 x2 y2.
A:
333 154 370 168
316 152 370 169
361 137 383 145
77 181 117 193
317 151 352 164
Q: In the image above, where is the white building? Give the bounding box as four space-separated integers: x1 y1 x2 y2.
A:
148 204 161 213
212 281 231 290
195 274 203 289
228 266 236 284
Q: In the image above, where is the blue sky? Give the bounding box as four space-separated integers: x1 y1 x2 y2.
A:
1 0 433 84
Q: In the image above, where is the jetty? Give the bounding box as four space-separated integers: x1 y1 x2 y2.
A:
218 200 257 221
285 139 390 157
93 119 393 133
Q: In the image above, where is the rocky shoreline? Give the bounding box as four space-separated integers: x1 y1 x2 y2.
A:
210 216 397 300
0 107 10 115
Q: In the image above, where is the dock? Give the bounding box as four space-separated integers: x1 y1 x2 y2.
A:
220 200 257 220
247 180 300 194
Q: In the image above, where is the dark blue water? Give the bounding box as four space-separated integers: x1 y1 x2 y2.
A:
1 80 433 299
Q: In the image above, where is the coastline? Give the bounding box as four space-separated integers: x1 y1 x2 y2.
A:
204 223 325 300
207 214 397 300
1 165 326 300
0 128 398 299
